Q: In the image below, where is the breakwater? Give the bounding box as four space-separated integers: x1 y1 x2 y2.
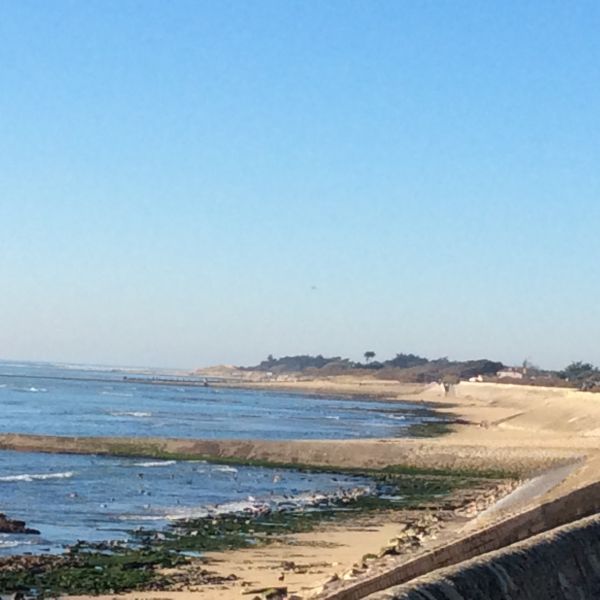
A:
365 512 600 599
0 433 577 474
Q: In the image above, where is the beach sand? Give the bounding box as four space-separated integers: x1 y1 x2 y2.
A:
5 377 600 599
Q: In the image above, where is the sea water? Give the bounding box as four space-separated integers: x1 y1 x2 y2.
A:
0 362 440 439
0 450 372 554
0 361 442 554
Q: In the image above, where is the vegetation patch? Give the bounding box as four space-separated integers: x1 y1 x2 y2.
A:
406 421 455 438
0 469 511 597
68 439 522 479
0 549 189 598
245 352 504 382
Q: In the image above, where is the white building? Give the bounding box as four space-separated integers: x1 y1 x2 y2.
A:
497 369 524 380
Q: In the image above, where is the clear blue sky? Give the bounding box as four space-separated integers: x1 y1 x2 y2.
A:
1 1 599 369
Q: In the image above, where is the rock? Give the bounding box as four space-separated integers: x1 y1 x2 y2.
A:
308 585 325 597
341 566 363 580
243 586 287 598
0 513 40 535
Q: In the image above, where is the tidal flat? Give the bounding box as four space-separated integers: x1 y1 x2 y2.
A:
0 365 525 598
0 464 515 598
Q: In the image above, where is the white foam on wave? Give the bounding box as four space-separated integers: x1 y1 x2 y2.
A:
0 471 75 483
101 391 134 398
133 460 177 468
116 483 374 524
118 514 165 522
387 414 406 421
212 465 238 473
159 499 261 521
0 540 26 548
109 411 152 418
163 500 251 520
158 485 373 522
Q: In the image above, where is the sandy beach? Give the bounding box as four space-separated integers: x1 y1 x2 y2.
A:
185 378 600 598
4 376 600 599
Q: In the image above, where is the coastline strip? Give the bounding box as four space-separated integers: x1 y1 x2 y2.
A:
320 474 600 599
0 433 578 477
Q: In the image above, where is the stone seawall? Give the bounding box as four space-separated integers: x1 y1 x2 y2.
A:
0 433 576 474
321 477 600 599
366 513 600 599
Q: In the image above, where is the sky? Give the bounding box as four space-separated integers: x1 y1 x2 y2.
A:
1 1 599 370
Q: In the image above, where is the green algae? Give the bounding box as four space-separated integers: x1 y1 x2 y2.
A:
0 548 187 598
406 421 455 438
0 471 496 597
80 440 518 480
0 454 516 597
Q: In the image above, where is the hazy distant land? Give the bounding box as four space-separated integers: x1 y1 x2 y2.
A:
3 357 600 597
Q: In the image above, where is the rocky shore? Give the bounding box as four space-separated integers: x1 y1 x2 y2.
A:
311 479 519 598
0 474 515 598
2 378 594 598
0 513 39 535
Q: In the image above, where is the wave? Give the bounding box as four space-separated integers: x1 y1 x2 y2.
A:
163 501 251 520
213 465 238 473
159 486 373 521
386 414 406 421
0 471 75 483
115 484 373 525
118 514 165 522
101 391 134 398
0 540 32 548
133 460 177 468
109 411 152 418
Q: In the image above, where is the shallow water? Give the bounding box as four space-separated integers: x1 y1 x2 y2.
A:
0 362 441 440
0 450 372 554
0 361 442 555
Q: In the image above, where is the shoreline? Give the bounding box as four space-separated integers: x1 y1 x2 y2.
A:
0 432 571 476
3 378 600 598
0 466 519 599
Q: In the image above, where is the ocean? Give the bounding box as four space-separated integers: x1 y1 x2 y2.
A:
0 361 442 554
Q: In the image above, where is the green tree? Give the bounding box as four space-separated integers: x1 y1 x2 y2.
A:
561 361 598 381
364 351 376 364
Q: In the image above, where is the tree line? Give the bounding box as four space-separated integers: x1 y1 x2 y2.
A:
246 354 600 390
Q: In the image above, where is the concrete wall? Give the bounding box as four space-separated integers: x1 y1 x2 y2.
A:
365 513 600 599
322 479 600 599
0 433 576 473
